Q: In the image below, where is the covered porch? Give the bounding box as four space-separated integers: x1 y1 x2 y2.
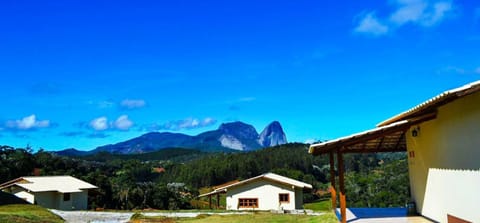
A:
309 113 435 223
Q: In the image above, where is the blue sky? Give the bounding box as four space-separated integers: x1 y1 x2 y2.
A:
0 0 479 151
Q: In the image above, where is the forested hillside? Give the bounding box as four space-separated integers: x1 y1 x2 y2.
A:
0 144 410 209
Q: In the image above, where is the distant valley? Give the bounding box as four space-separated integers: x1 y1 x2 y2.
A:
57 121 287 155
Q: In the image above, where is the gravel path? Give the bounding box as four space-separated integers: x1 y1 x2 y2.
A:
50 210 134 223
50 209 323 223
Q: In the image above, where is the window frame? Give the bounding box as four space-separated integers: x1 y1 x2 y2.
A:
238 198 259 208
279 193 290 203
63 193 71 201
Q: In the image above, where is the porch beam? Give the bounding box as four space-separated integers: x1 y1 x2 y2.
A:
338 127 410 152
311 111 436 155
342 147 406 153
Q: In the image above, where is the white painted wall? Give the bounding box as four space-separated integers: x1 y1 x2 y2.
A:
225 178 302 211
406 91 480 223
422 169 480 222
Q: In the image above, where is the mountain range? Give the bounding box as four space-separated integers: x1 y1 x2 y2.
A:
57 121 287 155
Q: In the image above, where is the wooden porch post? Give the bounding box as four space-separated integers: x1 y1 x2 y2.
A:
329 151 336 210
337 149 346 223
216 193 220 209
209 195 212 209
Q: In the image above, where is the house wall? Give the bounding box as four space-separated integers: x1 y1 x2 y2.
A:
406 91 480 223
34 192 59 209
225 179 299 211
23 191 88 210
55 191 88 210
57 192 73 210
294 188 303 209
71 191 89 210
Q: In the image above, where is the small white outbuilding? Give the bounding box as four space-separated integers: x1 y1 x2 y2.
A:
201 173 312 211
0 176 97 210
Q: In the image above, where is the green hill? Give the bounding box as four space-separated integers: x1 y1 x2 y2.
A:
0 204 64 223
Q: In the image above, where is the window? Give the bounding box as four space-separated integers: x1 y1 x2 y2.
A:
63 193 71 201
239 198 258 208
279 193 289 203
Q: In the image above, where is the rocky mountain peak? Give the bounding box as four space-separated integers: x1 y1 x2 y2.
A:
218 121 259 139
258 121 287 147
62 120 288 155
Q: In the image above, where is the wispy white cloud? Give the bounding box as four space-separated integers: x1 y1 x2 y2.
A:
354 0 454 36
5 115 51 130
427 1 453 25
390 0 453 26
354 13 389 36
86 100 115 109
98 100 115 109
120 99 146 110
89 117 109 131
88 115 135 131
389 0 427 25
145 117 217 131
304 139 318 144
113 115 134 130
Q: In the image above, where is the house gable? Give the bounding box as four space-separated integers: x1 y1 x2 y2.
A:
226 177 298 211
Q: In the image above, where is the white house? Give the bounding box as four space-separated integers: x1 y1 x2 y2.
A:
309 80 480 223
0 176 97 210
200 173 312 211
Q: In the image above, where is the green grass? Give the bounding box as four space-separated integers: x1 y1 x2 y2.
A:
0 204 64 223
179 212 338 223
131 212 338 223
303 199 332 212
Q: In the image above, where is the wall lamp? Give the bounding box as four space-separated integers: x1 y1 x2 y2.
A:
411 126 420 137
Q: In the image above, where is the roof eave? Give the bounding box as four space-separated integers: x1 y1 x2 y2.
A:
378 80 480 127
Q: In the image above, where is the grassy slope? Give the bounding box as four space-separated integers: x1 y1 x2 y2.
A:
0 204 64 223
131 212 338 223
303 199 332 212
